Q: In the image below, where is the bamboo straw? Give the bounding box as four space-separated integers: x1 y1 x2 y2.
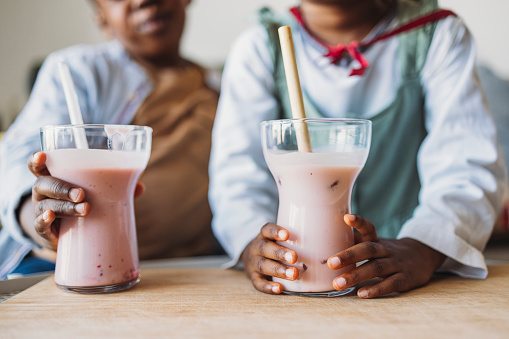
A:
278 26 312 153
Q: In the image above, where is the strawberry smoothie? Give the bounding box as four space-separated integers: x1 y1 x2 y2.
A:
264 151 367 294
45 148 149 292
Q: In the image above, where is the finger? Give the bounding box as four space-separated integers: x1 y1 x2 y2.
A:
134 182 145 198
328 241 389 269
255 256 298 281
35 199 90 219
250 271 283 294
332 258 395 291
34 210 59 244
260 223 291 241
28 152 50 177
344 214 378 243
253 236 297 264
33 176 85 203
357 272 410 299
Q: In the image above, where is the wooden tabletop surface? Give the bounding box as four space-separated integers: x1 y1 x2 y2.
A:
1 261 509 338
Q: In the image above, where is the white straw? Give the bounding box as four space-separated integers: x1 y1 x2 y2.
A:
58 61 88 149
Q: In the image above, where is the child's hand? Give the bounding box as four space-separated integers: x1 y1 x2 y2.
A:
241 223 299 294
28 152 90 247
327 214 446 299
27 152 146 247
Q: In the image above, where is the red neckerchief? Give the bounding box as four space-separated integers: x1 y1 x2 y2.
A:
289 7 456 76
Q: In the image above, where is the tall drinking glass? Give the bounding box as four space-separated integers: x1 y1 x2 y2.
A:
40 124 152 293
261 118 371 297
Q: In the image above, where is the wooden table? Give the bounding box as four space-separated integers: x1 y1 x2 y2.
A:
1 260 508 338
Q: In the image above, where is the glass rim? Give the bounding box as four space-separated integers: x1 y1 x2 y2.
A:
40 124 153 133
260 118 371 127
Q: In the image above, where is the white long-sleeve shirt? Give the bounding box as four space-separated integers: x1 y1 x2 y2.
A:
209 11 508 278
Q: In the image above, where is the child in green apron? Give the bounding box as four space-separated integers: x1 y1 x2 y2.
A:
209 0 507 298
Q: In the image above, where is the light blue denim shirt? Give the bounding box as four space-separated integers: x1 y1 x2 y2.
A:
0 40 153 278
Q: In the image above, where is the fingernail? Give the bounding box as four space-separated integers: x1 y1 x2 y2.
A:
278 229 288 240
69 188 81 202
284 252 294 263
75 203 86 214
358 289 369 298
285 268 294 279
347 214 356 222
271 285 281 293
43 211 51 223
328 256 340 268
334 277 346 289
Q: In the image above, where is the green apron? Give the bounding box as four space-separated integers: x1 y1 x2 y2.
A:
259 0 438 238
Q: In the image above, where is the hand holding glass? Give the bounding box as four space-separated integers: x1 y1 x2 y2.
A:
261 118 371 297
40 124 152 293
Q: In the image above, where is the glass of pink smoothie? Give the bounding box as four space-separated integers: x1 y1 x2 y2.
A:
261 118 371 297
40 124 152 294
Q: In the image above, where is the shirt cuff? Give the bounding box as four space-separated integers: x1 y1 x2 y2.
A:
216 216 275 270
397 216 488 279
219 224 266 270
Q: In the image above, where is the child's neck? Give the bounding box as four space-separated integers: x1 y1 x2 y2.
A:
135 53 189 72
300 0 395 46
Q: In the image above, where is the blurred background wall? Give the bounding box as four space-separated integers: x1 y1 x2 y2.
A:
1 0 508 130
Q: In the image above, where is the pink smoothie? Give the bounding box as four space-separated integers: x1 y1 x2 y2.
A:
45 148 149 288
265 151 366 293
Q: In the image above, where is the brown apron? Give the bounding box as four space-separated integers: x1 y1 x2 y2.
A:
131 63 220 259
